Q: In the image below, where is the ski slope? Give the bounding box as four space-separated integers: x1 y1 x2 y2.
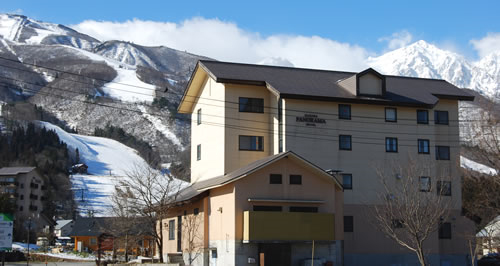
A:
37 121 187 216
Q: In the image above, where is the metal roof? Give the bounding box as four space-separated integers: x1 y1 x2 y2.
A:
0 167 36 176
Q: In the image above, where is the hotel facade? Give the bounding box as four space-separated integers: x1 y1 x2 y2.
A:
160 61 474 266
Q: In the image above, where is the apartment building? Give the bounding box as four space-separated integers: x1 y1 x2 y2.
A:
168 60 474 266
0 167 45 217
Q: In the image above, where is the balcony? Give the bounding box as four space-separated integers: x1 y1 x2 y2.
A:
243 211 335 242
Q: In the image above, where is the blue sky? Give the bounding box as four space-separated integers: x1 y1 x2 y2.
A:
3 0 500 68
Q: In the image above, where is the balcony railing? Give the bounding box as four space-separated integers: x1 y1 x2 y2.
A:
243 211 335 242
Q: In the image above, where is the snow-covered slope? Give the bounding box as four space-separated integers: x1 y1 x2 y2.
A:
461 156 498 175
37 121 188 215
368 40 500 99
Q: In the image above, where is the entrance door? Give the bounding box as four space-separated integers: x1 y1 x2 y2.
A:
177 216 182 252
259 243 291 266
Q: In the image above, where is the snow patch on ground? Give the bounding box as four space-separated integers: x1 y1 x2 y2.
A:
461 156 497 175
12 242 39 251
35 252 96 261
138 105 183 148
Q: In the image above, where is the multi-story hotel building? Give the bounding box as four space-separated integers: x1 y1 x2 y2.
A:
161 60 474 266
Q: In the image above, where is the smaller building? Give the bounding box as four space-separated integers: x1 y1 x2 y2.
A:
55 219 73 237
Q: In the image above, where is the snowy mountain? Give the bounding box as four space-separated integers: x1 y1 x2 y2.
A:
368 40 500 99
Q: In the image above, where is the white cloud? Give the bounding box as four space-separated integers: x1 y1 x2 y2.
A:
470 33 500 58
72 17 369 71
378 30 413 51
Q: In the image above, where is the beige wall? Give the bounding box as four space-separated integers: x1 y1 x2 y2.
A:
358 73 382 95
14 170 44 217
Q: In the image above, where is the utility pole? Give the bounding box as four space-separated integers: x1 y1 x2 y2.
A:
26 217 31 266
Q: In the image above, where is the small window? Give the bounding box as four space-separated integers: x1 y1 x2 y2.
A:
90 237 97 245
239 136 264 151
417 110 429 124
20 183 24 189
386 137 398 153
211 249 218 259
239 97 264 113
419 176 431 192
169 220 175 240
253 205 282 212
434 111 449 125
418 139 430 154
392 219 404 228
289 206 318 213
197 144 201 161
194 208 200 215
20 195 24 200
385 108 397 122
197 108 202 125
269 174 282 184
439 222 452 239
342 174 352 190
19 206 23 211
435 146 450 160
339 135 352 150
338 104 351 120
290 175 302 185
437 181 452 196
344 216 354 232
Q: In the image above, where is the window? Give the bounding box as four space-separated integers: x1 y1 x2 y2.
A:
439 222 452 239
338 104 351 120
385 108 397 122
169 220 175 240
392 219 404 228
290 175 302 185
418 139 430 154
90 237 97 245
435 146 450 160
386 137 398 153
239 136 264 151
343 174 352 190
417 110 429 124
419 176 431 192
269 174 282 184
437 181 452 196
289 206 318 213
344 216 354 232
20 183 24 189
197 144 201 161
20 195 24 200
339 135 352 150
197 108 202 125
434 111 449 125
19 206 23 211
253 205 282 212
239 97 264 113
194 208 200 215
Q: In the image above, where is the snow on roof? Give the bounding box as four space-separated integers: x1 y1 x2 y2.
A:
55 220 73 230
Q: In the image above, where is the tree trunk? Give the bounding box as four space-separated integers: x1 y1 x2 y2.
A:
416 246 427 266
125 234 129 262
158 220 164 263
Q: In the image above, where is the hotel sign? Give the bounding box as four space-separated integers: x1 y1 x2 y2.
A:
296 114 326 127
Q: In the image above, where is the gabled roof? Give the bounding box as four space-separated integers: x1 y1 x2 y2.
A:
70 217 153 237
178 60 474 112
55 220 72 230
176 151 343 203
0 167 36 175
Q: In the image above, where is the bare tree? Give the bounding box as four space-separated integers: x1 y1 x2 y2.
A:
182 210 204 265
373 160 455 266
114 164 183 263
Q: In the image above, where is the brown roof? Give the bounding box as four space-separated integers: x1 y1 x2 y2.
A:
197 60 474 107
0 167 36 175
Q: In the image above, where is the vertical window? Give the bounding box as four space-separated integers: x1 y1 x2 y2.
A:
289 206 318 212
194 208 199 215
418 139 430 154
339 135 352 150
253 206 282 211
342 174 352 190
419 176 431 192
344 216 354 232
338 104 351 120
169 220 175 240
417 110 429 124
90 238 97 245
239 97 264 113
386 137 398 152
269 174 282 184
385 108 397 122
197 144 201 161
439 222 452 239
434 111 449 125
239 136 264 151
435 146 450 160
289 175 302 185
437 181 452 196
197 108 202 125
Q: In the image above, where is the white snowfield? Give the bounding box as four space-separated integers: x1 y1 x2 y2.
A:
461 156 498 175
37 121 188 215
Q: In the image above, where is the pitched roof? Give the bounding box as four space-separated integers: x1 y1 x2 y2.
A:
55 220 73 230
176 151 343 203
0 167 36 175
70 217 153 237
193 60 473 108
